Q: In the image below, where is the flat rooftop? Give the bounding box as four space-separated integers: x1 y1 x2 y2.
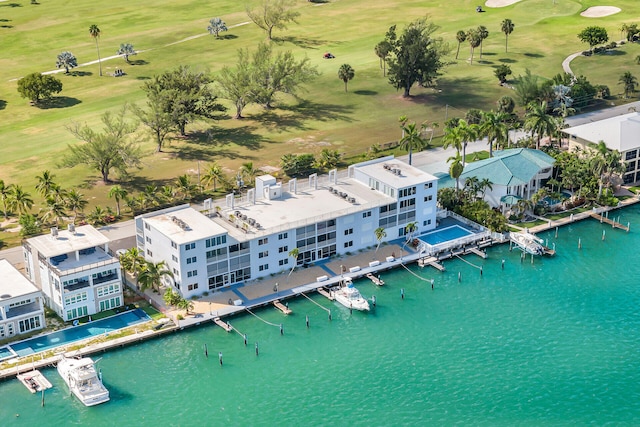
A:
563 112 640 152
358 160 436 188
0 259 40 300
54 247 117 272
145 206 228 245
26 225 110 258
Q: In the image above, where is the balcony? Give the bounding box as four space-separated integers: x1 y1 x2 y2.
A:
93 272 119 285
64 279 90 292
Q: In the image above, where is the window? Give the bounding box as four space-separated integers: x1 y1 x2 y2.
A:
0 325 4 337
146 236 152 244
258 238 269 246
344 228 353 236
362 211 371 218
259 264 269 271
424 195 433 202
626 150 638 161
64 292 88 306
173 268 179 275
344 241 353 248
97 284 120 298
66 306 88 320
278 232 288 240
185 242 196 251
188 283 199 291
19 316 41 333
424 182 433 189
278 246 288 253
399 187 416 198
259 251 269 258
423 219 432 226
99 297 121 312
172 255 178 262
171 241 177 249
187 270 198 277
187 256 197 264
147 249 153 257
279 259 289 266
144 223 150 230
206 235 227 248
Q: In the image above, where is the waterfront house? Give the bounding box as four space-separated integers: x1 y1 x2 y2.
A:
135 156 439 299
563 112 640 184
0 259 45 339
22 224 123 322
458 148 555 208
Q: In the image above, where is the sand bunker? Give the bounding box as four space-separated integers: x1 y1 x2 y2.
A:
485 0 522 7
580 6 621 18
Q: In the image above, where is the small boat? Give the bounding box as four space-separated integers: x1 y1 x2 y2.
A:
509 231 546 255
57 356 110 406
366 273 385 286
17 370 52 393
332 278 370 311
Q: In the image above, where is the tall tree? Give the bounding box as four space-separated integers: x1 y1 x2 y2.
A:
374 227 387 252
240 162 264 184
246 0 299 40
467 29 482 65
496 95 515 114
116 43 136 63
577 26 609 52
108 185 128 216
56 51 77 74
479 110 508 158
477 25 489 58
385 18 448 97
399 122 427 165
7 185 34 217
207 17 228 38
288 247 299 275
142 65 226 136
217 48 255 119
132 98 174 152
457 119 479 165
40 196 67 226
618 71 638 98
89 24 102 76
501 19 514 53
202 163 225 192
524 101 555 150
337 64 355 92
65 189 88 223
17 73 63 104
455 30 466 60
374 40 392 76
138 260 174 292
447 151 464 193
35 170 57 198
175 175 198 200
0 180 13 219
64 106 141 181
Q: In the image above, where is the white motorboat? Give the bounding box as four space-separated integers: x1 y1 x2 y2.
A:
57 356 110 406
332 278 370 311
509 231 546 255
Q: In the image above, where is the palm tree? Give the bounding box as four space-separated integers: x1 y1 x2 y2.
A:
35 170 57 198
374 41 392 76
116 43 136 63
138 260 174 293
47 183 68 202
374 227 387 252
142 185 161 207
89 25 102 76
0 180 14 219
399 122 427 166
618 71 638 98
442 124 464 154
337 64 355 92
501 19 515 53
240 162 263 185
7 185 33 217
65 189 88 223
524 101 555 150
202 163 225 192
87 205 108 225
314 149 342 171
448 151 464 193
458 120 479 165
464 176 480 200
497 95 516 114
40 196 67 226
479 178 493 199
288 248 299 276
175 175 198 201
479 110 508 158
477 26 489 58
108 185 128 216
159 186 176 204
56 51 78 74
177 298 195 315
455 30 466 59
207 17 228 38
467 29 482 65
119 247 145 280
405 222 418 242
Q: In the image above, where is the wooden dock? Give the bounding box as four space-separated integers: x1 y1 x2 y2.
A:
590 213 630 231
213 317 233 332
17 370 52 393
273 300 292 315
317 288 334 301
366 273 385 286
468 247 487 259
418 257 446 271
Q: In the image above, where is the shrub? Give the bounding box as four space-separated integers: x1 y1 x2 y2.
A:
582 51 592 57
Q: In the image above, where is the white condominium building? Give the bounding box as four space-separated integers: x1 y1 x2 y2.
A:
23 224 123 322
135 156 438 299
0 259 45 339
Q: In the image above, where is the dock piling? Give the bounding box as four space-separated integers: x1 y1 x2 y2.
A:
306 315 310 328
401 288 405 299
255 342 259 356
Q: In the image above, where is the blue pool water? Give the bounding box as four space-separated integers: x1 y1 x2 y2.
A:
422 224 473 245
8 309 150 357
0 346 15 361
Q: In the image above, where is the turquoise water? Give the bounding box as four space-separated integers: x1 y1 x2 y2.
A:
3 206 640 426
9 309 150 357
422 224 473 245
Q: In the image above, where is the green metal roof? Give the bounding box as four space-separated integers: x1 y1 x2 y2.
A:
459 148 555 186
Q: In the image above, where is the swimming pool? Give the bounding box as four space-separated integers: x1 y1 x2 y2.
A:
5 309 150 358
421 225 474 245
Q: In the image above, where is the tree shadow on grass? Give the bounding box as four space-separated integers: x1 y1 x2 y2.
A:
354 90 378 96
128 59 149 66
476 60 494 65
523 52 544 58
433 76 490 110
0 100 6 110
69 70 93 77
116 175 176 193
602 50 626 56
135 76 151 80
37 96 82 109
278 99 354 125
217 34 238 40
188 126 264 152
499 58 517 63
177 143 257 162
277 35 327 49
0 3 22 7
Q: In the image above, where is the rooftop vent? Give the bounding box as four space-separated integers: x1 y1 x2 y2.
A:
68 223 76 234
50 227 58 239
170 216 190 231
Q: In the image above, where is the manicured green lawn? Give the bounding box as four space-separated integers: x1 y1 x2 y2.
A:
0 0 638 227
